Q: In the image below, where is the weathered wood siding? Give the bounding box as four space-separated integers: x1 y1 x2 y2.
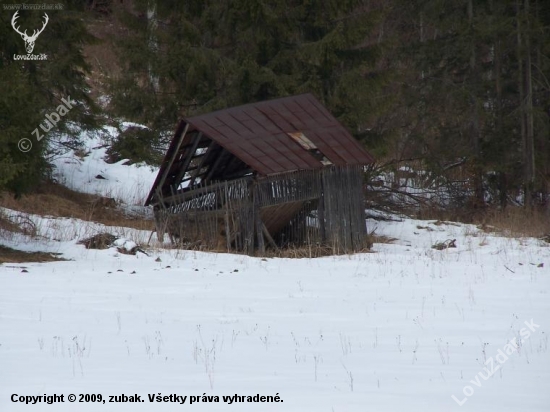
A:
153 165 366 254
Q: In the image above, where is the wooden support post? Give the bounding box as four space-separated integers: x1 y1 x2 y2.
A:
254 184 265 254
318 173 326 243
224 181 231 252
355 165 367 250
244 181 255 255
153 206 165 243
262 223 278 250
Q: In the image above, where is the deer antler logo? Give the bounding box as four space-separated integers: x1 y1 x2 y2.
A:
11 11 49 54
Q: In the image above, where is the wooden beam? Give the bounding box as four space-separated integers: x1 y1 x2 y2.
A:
162 177 253 206
222 168 254 180
254 184 265 254
179 137 210 150
155 123 189 203
171 132 203 192
222 155 245 175
204 148 230 183
189 140 217 187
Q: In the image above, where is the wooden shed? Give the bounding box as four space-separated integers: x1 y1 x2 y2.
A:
145 94 375 254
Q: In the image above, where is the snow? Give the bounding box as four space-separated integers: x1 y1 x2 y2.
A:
50 127 158 206
1 137 549 411
113 238 138 253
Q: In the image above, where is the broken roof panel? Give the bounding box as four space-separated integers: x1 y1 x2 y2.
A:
186 93 374 174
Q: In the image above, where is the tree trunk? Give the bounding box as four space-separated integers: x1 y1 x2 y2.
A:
517 0 528 207
147 0 159 93
468 0 484 208
492 0 507 207
524 0 535 208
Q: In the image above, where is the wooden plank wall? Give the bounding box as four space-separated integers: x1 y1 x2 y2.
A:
321 165 366 252
152 165 366 254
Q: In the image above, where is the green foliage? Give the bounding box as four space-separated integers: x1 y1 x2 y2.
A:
385 0 550 207
106 126 163 165
109 0 389 145
3 0 547 208
0 1 100 194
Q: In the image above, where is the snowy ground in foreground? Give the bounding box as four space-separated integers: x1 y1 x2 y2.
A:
1 135 549 411
1 214 549 412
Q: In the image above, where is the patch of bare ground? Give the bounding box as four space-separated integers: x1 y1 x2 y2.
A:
0 245 66 264
0 180 153 232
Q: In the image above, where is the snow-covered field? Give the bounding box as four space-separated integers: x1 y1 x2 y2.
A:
1 140 549 411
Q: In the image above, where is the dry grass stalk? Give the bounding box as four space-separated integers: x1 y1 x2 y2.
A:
479 207 550 238
0 245 66 264
0 180 153 231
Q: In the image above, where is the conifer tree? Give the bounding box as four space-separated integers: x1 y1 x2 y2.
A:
386 0 550 209
0 1 99 195
109 0 389 162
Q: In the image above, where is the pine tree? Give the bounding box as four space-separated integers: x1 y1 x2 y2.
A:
0 1 99 195
109 0 389 163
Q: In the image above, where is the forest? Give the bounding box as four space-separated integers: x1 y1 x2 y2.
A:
1 0 549 218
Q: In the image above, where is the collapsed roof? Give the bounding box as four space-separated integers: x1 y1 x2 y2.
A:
145 93 374 206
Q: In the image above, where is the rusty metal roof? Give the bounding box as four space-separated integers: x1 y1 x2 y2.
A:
185 93 374 175
145 94 374 206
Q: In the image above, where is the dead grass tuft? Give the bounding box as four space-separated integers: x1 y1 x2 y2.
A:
413 204 549 239
264 244 374 259
374 235 397 245
478 207 550 238
77 233 117 249
0 213 24 234
0 245 66 264
0 210 38 237
0 181 153 231
367 228 397 246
